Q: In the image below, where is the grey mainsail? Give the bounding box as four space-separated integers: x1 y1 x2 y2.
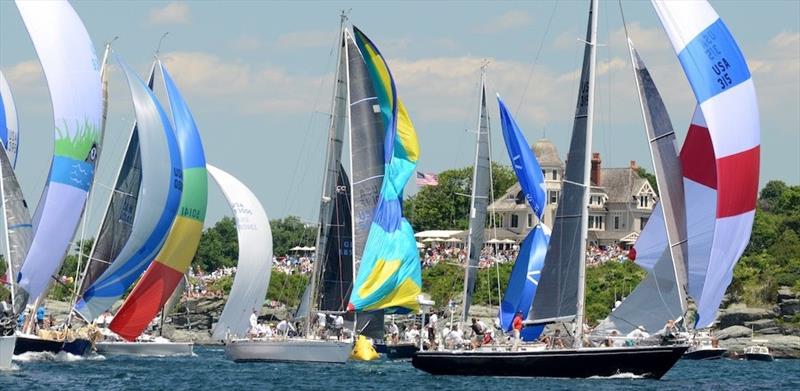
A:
319 166 353 312
0 145 33 313
528 0 597 327
461 84 491 323
77 66 153 297
627 40 689 312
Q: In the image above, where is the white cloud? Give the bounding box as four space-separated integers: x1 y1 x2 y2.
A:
769 31 800 49
5 60 42 86
148 2 190 25
160 52 250 95
478 10 532 34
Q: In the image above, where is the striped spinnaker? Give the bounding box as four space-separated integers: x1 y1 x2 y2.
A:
652 0 760 328
347 27 422 313
110 61 208 341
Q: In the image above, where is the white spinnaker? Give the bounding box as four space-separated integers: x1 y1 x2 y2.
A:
0 72 19 167
653 0 760 328
209 164 273 340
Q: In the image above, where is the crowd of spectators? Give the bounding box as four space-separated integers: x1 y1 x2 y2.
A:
272 255 314 275
585 245 631 266
420 243 519 270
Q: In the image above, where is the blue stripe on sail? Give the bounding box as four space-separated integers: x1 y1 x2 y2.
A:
51 156 94 191
8 224 32 229
497 96 546 219
161 65 206 169
678 18 751 103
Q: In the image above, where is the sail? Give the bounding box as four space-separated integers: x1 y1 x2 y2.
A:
0 146 33 314
528 1 596 324
346 32 385 268
652 0 760 328
209 164 273 340
77 65 154 299
628 41 690 310
347 27 422 313
319 166 353 312
74 57 182 322
461 86 492 322
496 95 549 339
600 108 716 334
0 72 20 167
110 61 208 341
15 0 102 305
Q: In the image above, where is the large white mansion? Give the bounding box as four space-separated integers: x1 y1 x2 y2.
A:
489 138 658 248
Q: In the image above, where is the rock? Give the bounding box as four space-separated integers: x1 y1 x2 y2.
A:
744 318 778 331
716 325 752 339
779 299 800 316
777 286 798 302
716 305 777 329
758 327 782 335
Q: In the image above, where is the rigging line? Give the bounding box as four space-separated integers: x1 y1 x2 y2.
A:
514 0 559 117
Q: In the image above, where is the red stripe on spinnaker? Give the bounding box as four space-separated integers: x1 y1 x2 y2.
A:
716 145 760 218
109 262 184 341
680 124 717 189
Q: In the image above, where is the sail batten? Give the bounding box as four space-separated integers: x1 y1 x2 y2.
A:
209 165 273 340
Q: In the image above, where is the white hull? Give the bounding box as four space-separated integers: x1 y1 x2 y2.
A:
225 338 352 363
95 341 193 357
0 335 15 369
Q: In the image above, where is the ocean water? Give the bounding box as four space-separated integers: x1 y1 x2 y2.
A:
2 347 799 390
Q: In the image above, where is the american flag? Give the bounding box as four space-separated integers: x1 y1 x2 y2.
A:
416 171 439 186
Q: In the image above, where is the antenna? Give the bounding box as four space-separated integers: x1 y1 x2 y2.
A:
155 32 170 57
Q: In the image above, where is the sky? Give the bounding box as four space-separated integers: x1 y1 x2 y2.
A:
1 0 798 228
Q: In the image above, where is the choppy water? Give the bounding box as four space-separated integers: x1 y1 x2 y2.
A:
2 347 799 390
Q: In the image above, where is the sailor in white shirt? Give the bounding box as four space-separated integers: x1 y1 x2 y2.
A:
405 324 420 343
626 325 650 340
444 326 464 349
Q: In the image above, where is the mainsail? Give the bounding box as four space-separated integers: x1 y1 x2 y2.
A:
77 63 154 302
74 58 182 322
497 95 549 340
460 83 491 323
110 61 208 341
347 27 422 313
649 0 759 328
209 164 273 340
0 145 32 314
0 72 20 167
528 0 597 329
14 0 102 305
319 166 352 312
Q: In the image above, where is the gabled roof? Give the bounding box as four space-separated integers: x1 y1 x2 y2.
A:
532 138 563 168
599 167 650 203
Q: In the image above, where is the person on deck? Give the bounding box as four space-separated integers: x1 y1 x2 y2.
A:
511 311 523 351
470 318 487 349
36 305 45 331
626 325 650 344
333 315 344 340
248 309 258 337
444 326 464 350
405 324 420 344
389 321 400 344
316 312 327 338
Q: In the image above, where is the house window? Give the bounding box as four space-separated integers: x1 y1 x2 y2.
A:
614 216 620 230
588 215 604 230
639 195 650 208
552 170 558 181
527 213 533 228
511 214 519 228
549 190 559 204
640 217 649 229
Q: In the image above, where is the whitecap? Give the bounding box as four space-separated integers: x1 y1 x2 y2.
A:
589 372 646 379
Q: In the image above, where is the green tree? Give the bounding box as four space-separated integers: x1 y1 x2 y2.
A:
271 216 317 256
193 217 238 272
635 167 659 196
405 162 517 232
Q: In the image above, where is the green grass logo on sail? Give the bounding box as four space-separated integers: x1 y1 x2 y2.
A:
54 118 100 163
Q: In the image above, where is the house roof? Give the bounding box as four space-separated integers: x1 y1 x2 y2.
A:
532 138 563 167
597 167 650 203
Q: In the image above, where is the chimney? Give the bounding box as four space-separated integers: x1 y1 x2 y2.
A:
591 152 601 186
630 160 637 170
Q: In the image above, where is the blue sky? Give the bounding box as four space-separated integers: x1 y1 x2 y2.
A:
1 0 798 227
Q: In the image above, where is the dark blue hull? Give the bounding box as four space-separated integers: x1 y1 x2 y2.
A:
14 335 92 356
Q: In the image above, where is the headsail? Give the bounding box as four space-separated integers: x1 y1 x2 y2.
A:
461 83 492 323
15 0 102 304
0 144 32 314
0 72 20 167
497 95 548 339
652 0 760 328
74 58 182 322
110 61 208 341
528 0 597 329
209 164 273 341
347 27 422 313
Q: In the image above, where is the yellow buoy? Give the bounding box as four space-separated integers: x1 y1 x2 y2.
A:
349 335 379 361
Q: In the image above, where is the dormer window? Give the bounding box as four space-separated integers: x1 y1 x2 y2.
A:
638 195 650 209
552 170 558 181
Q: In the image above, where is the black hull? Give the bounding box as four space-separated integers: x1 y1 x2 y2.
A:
385 343 418 360
744 353 774 362
14 336 92 356
412 345 688 379
683 348 727 360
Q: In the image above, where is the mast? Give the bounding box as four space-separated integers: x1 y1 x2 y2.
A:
460 63 489 325
573 0 598 348
306 12 348 336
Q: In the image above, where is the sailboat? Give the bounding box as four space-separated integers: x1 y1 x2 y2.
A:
412 0 690 379
0 70 22 369
209 164 273 341
83 56 187 357
11 0 104 357
226 17 422 364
